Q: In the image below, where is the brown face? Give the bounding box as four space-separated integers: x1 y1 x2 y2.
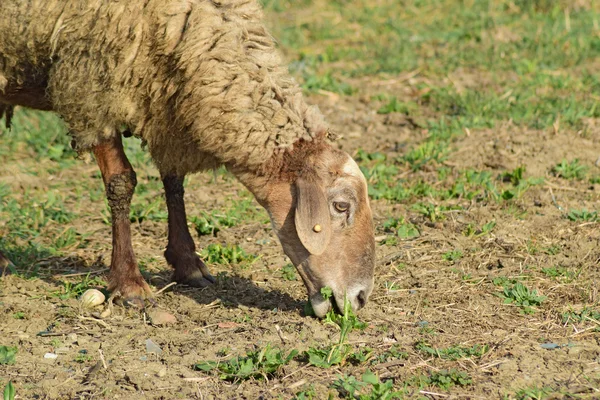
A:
266 148 375 318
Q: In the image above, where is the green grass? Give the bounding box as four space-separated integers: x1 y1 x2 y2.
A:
381 217 420 241
266 1 600 77
11 312 25 320
304 290 369 368
194 344 298 382
552 159 588 180
427 369 473 390
294 386 316 400
74 351 94 363
199 244 256 266
51 275 107 300
3 382 15 400
377 96 417 115
2 1 600 398
279 263 297 281
512 385 554 400
561 307 600 324
442 249 463 263
541 266 578 282
415 341 489 361
567 209 598 222
369 345 408 365
499 282 546 314
333 370 404 399
264 0 600 140
0 346 17 365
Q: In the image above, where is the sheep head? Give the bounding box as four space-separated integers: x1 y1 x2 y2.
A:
252 146 375 318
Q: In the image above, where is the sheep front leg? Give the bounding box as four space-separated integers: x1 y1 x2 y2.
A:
93 135 152 307
162 174 215 287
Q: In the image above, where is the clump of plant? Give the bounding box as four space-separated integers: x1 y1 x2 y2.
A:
427 369 472 390
0 346 17 365
3 382 15 400
499 282 546 314
414 341 488 361
551 159 587 180
51 274 107 300
567 209 598 222
304 288 368 368
381 217 419 241
194 344 298 382
333 370 404 399
369 344 408 365
199 243 255 265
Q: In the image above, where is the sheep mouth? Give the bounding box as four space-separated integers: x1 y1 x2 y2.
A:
308 288 352 318
308 291 334 318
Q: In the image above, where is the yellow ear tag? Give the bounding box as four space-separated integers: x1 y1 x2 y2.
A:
313 224 322 233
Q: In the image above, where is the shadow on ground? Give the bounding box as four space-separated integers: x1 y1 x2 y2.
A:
0 245 305 314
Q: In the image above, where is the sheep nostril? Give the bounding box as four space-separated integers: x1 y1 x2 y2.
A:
356 290 367 309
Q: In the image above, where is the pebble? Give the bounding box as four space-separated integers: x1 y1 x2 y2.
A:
147 309 177 325
157 367 167 378
44 353 58 359
145 339 163 356
100 308 112 319
55 347 70 354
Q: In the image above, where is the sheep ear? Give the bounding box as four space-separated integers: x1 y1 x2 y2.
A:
294 177 331 255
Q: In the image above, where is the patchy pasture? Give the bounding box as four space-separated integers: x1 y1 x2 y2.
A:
2 1 600 398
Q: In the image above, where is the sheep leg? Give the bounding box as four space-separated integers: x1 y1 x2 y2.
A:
162 174 215 287
93 135 152 307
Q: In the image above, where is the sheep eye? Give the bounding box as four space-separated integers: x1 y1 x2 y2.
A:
333 202 350 213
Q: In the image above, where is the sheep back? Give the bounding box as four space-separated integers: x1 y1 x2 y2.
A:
0 0 328 176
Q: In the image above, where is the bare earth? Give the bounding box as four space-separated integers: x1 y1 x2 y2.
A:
2 10 600 399
1 82 600 399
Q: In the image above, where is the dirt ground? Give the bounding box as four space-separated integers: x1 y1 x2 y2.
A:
2 2 600 400
2 83 600 399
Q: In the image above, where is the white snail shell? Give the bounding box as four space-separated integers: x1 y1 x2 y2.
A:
80 289 106 308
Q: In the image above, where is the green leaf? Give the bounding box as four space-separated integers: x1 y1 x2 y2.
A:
320 286 333 300
0 346 17 365
361 370 379 385
3 382 15 400
193 361 218 371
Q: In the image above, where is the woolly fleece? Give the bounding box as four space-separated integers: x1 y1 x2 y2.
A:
0 0 329 176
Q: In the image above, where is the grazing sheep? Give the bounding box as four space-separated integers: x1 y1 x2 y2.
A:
0 0 375 317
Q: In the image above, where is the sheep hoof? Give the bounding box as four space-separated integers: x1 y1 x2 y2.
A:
120 295 156 309
173 273 214 288
170 256 216 287
109 277 155 308
123 296 146 309
172 268 215 288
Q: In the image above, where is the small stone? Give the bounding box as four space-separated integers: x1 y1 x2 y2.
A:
157 367 167 378
44 353 58 359
540 343 561 350
145 339 163 356
100 308 112 319
147 310 177 326
55 347 70 354
67 333 78 343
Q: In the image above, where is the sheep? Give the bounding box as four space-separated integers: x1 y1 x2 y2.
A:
0 0 375 317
